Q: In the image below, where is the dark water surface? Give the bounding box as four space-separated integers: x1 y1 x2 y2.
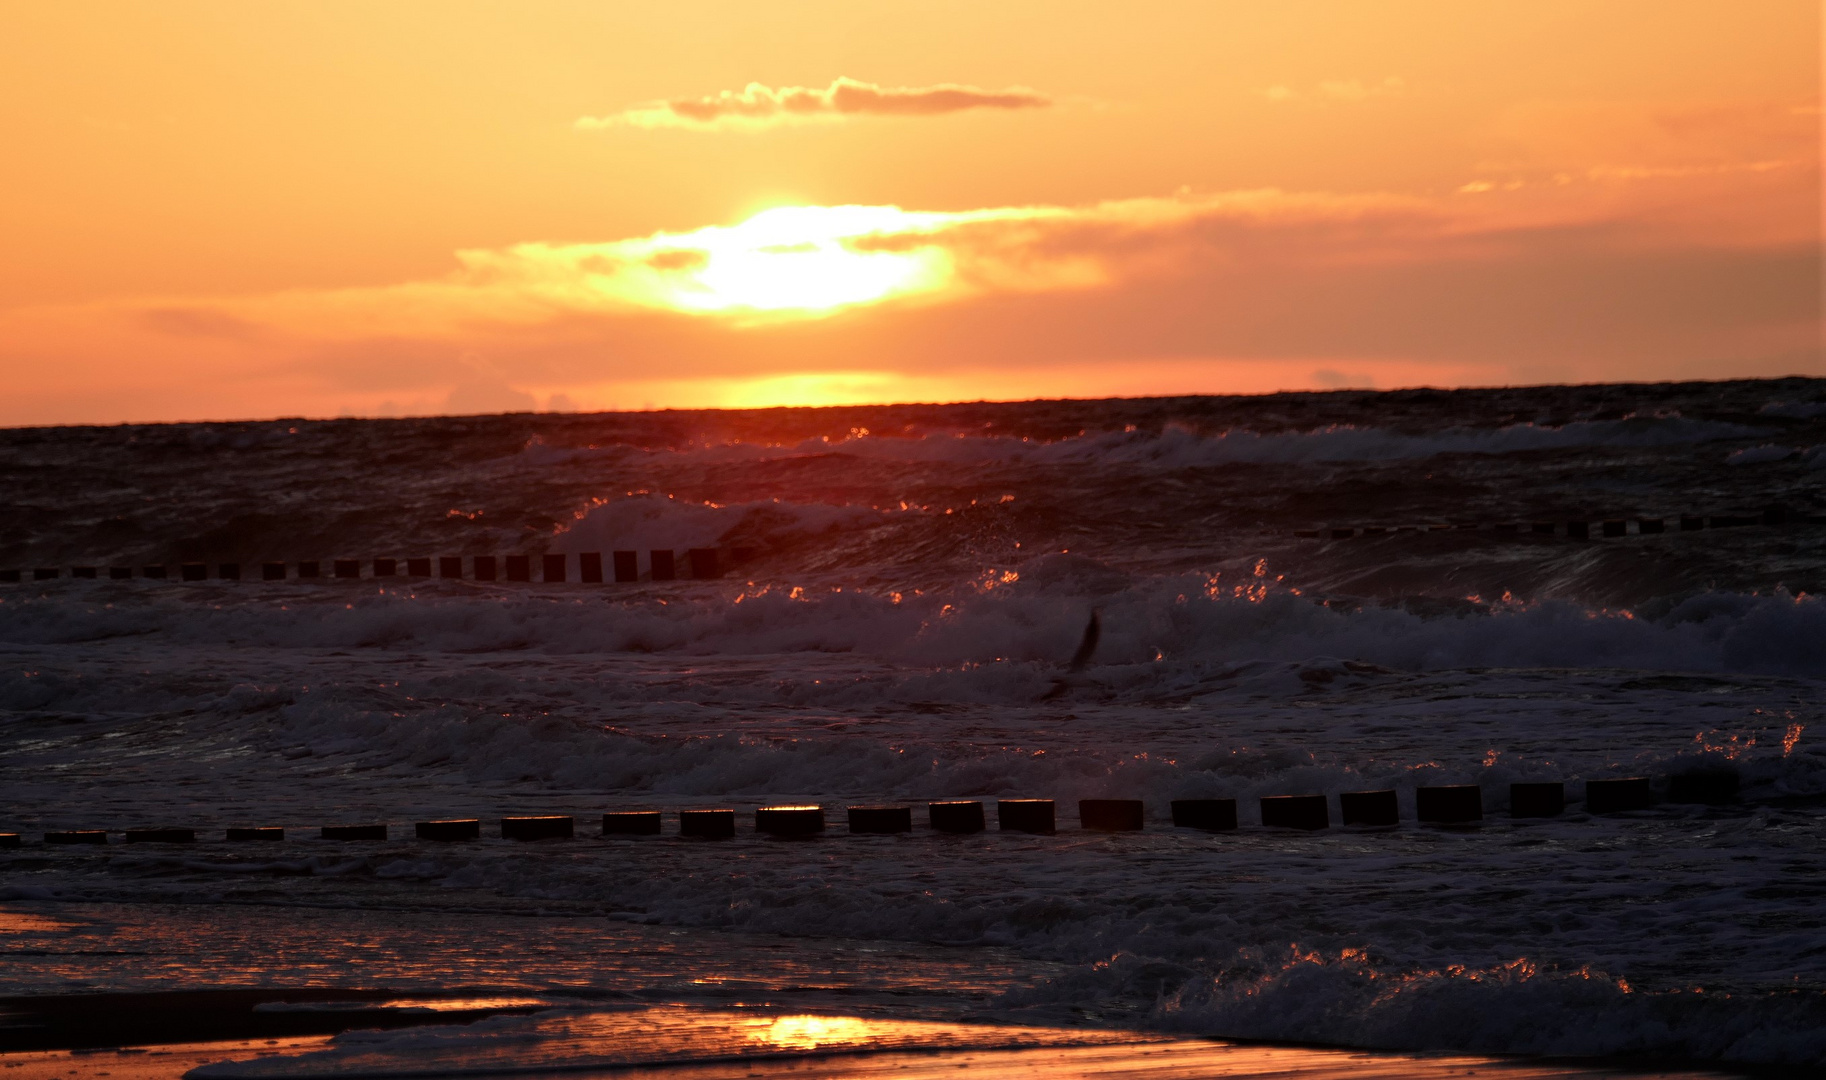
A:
2 379 1824 1069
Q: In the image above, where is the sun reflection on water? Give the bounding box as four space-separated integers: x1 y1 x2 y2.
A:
749 1013 878 1050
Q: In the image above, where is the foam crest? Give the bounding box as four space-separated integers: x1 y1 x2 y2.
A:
648 414 1762 470
551 495 883 556
4 565 1823 680
1142 948 1826 1063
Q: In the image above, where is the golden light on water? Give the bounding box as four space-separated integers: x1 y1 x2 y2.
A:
749 1014 879 1050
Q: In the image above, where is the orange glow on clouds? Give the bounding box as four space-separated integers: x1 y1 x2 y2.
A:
0 1 1817 424
583 77 1053 132
464 205 962 320
223 189 1439 333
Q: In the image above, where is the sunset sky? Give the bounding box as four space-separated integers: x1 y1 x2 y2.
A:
1 1 1819 425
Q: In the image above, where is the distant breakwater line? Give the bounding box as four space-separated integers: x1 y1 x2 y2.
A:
0 547 753 585
4 505 1820 585
0 772 1757 849
1298 504 1816 540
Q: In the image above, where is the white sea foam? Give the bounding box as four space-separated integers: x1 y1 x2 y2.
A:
3 390 1822 1069
516 414 1762 476
4 584 1822 1066
1 565 1820 677
1726 444 1794 465
550 495 882 556
1760 400 1826 419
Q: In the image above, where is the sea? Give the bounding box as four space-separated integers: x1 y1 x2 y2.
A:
1 377 1824 1075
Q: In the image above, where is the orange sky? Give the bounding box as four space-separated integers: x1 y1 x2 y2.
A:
0 0 1819 424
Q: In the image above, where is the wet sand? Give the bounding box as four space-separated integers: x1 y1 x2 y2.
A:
0 903 1769 1079
0 1016 1744 1080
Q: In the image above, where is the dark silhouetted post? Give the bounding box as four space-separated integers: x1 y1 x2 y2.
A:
1260 795 1328 829
1510 782 1563 817
1416 785 1481 824
579 552 603 583
1585 777 1654 812
502 816 572 840
688 548 720 579
613 551 638 582
997 799 1054 834
928 801 985 833
756 806 824 836
1584 778 1658 811
602 811 662 835
1170 799 1237 831
680 809 735 838
1078 799 1143 831
1339 790 1398 826
416 820 480 841
848 806 912 833
1667 769 1738 805
505 555 531 582
650 550 676 581
439 557 463 579
543 554 566 582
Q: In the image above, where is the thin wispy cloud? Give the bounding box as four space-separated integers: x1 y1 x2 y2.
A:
578 77 1051 131
1262 77 1405 104
175 190 1441 334
97 149 1804 346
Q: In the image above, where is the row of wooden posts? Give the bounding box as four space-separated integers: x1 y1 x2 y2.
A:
6 507 1811 582
0 550 750 585
1 776 1731 847
1299 505 1808 540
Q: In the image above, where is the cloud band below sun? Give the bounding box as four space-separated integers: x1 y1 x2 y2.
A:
578 76 1052 131
114 150 1808 344
184 190 1435 335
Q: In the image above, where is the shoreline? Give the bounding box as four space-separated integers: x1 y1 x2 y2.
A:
0 999 1761 1080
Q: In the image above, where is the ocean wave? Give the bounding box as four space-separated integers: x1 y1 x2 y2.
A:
1140 948 1826 1065
550 494 882 556
522 413 1762 473
1726 444 1795 465
2 561 1820 678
